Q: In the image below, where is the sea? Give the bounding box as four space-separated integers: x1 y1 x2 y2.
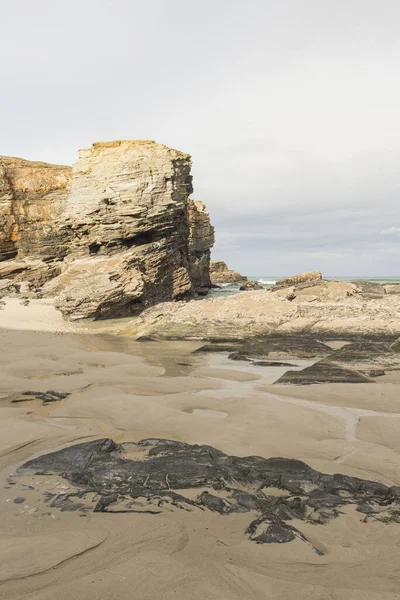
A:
207 276 400 299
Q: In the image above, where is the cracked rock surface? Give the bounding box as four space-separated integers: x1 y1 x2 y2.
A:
19 438 400 553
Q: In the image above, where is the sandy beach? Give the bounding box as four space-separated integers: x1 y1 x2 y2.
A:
0 301 399 600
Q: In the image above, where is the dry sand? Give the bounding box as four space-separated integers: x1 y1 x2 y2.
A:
0 301 400 599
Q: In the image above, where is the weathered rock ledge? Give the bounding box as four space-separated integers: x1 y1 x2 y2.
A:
124 279 400 340
0 141 214 319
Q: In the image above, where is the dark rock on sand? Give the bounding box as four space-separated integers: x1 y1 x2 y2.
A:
13 497 25 504
275 360 371 385
331 339 400 368
252 360 297 367
12 391 70 405
195 336 333 361
19 438 400 551
363 369 386 378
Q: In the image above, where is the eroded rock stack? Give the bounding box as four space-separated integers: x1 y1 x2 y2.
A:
0 141 215 319
210 260 247 284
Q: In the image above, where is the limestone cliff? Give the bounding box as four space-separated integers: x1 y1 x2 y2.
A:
0 141 214 319
0 157 71 261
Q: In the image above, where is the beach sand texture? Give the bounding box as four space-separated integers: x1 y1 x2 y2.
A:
0 302 400 599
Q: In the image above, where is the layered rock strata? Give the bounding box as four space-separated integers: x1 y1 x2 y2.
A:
0 141 214 319
187 200 215 294
210 260 247 284
0 156 71 261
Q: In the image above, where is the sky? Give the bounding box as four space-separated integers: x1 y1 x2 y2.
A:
1 0 399 276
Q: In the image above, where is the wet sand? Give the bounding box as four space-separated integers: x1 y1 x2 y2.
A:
0 305 400 599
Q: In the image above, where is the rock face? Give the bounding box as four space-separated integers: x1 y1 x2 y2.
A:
0 156 71 261
0 141 215 319
187 200 215 294
210 260 247 284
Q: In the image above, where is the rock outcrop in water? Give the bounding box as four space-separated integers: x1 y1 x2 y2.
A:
0 141 214 319
239 280 263 291
210 260 247 284
275 271 322 288
19 438 400 552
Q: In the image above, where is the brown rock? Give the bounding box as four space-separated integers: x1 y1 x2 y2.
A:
384 284 400 295
0 156 71 261
125 288 400 339
239 280 263 291
275 271 322 288
0 141 215 319
187 200 215 295
210 260 247 284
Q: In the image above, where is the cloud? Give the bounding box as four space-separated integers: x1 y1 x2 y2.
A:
1 0 400 275
381 227 400 236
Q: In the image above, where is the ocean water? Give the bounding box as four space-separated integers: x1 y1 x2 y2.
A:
207 276 400 299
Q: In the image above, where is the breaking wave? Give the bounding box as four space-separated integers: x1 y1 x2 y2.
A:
257 279 276 285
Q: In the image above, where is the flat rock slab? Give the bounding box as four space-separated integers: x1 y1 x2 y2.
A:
331 340 400 367
275 360 371 385
195 336 334 360
11 391 70 405
19 438 400 552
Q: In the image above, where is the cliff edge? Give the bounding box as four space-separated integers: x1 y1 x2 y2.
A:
0 141 214 319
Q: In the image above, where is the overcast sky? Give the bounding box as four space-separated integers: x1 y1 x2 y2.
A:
1 0 399 276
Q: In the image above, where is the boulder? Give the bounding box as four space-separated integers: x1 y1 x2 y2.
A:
210 260 247 284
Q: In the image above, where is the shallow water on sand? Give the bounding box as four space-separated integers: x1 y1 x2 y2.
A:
1 328 400 599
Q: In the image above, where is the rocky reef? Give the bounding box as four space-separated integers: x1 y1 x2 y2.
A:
210 260 247 284
18 438 400 552
0 141 214 319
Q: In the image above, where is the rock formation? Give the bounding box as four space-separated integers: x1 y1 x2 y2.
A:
275 271 322 288
187 199 215 294
18 437 400 550
0 141 215 319
210 260 247 284
0 156 71 262
125 278 400 340
239 280 263 291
